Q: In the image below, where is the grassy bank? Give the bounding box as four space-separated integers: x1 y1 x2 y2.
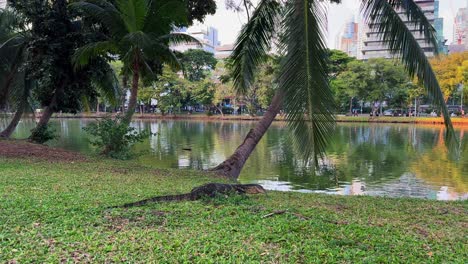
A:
0 155 466 263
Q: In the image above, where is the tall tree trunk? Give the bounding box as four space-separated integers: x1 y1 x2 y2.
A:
121 75 128 114
123 63 139 124
349 97 353 115
215 105 224 117
210 90 283 178
0 98 26 138
96 98 100 114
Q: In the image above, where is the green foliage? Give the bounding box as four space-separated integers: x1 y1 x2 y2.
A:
187 0 217 25
179 49 217 82
28 124 57 144
153 68 189 115
8 0 108 114
84 116 148 159
327 49 355 78
249 55 279 109
332 58 423 113
229 0 281 95
191 79 216 106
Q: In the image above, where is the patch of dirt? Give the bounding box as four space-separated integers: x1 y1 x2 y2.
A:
0 139 87 162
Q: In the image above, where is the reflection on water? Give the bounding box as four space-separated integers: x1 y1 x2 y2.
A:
1 117 467 200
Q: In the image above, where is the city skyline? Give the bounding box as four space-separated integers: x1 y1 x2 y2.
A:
202 0 467 48
1 0 465 48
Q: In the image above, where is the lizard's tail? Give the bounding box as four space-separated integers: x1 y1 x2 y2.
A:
109 193 192 209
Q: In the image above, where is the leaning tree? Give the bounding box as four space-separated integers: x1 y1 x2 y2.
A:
0 7 32 138
210 0 457 178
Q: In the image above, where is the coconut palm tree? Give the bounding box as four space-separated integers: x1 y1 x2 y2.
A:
210 0 457 178
71 0 199 124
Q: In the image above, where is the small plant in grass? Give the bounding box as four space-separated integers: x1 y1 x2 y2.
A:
84 116 149 159
29 124 57 144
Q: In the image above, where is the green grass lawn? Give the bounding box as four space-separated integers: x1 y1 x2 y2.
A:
0 158 466 263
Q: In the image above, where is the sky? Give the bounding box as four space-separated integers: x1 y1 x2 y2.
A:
203 0 468 47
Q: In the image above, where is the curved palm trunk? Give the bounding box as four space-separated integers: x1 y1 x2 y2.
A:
210 90 282 178
0 98 26 138
31 93 57 133
29 79 64 142
123 64 139 124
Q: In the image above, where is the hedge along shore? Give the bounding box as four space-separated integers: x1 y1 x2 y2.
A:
8 112 468 125
0 140 467 263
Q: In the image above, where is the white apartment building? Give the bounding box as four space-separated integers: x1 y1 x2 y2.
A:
359 0 441 60
171 23 220 54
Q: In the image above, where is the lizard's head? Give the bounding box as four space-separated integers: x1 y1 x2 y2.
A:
243 184 266 194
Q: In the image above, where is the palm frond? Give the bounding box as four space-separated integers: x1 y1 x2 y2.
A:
0 8 21 42
230 0 282 94
144 0 188 34
157 32 201 47
72 40 117 69
148 43 183 71
0 35 27 106
121 31 154 50
361 0 457 152
393 0 439 54
69 0 127 38
280 0 335 164
92 64 120 105
115 0 149 32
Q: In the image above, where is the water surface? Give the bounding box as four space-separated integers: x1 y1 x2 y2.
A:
2 117 467 200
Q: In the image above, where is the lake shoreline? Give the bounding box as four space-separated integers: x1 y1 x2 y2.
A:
7 112 468 125
0 153 466 262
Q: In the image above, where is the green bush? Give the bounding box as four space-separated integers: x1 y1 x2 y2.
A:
84 116 148 159
29 124 57 144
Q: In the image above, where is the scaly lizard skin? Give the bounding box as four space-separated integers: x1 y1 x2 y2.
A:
111 183 266 208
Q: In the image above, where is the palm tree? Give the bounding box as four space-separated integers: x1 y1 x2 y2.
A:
0 8 33 139
211 0 457 178
71 0 199 125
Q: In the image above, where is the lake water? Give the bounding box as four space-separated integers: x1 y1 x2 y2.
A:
2 117 467 200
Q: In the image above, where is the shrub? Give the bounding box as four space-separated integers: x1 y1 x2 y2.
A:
29 124 57 144
84 116 148 159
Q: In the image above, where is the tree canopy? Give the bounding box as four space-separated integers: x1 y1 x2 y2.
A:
179 49 218 82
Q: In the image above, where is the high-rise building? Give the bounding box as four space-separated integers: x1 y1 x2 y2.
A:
336 17 359 58
434 0 448 54
360 0 442 60
171 24 220 54
452 3 468 48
